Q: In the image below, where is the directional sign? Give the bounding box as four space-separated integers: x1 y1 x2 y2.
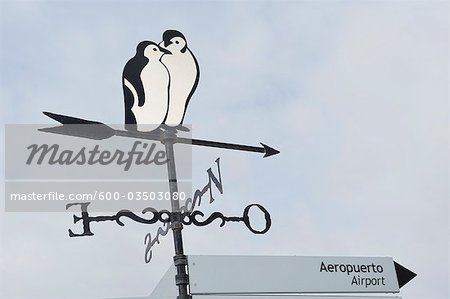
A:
187 255 416 294
111 297 401 299
146 262 403 299
191 296 402 299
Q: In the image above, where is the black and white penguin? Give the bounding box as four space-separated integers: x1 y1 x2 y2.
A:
123 41 172 132
159 30 199 131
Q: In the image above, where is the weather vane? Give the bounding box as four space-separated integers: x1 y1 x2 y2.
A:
41 29 279 299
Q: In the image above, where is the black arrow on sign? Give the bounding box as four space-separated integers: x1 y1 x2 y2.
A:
40 112 280 158
394 261 417 288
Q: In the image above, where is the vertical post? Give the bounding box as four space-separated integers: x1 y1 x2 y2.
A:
163 130 191 299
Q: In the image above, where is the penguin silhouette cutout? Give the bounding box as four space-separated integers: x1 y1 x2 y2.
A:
159 30 199 131
123 41 172 132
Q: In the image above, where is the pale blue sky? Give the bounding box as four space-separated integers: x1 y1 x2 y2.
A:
0 1 448 299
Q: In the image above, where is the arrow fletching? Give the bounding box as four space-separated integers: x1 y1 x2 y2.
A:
38 124 115 140
41 112 115 140
43 111 104 125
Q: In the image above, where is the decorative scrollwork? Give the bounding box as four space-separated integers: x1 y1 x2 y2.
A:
115 208 172 226
182 204 271 234
66 202 271 237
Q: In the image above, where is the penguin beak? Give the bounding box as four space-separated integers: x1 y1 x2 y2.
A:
158 46 172 55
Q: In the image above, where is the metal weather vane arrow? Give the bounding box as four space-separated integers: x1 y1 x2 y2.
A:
40 111 280 158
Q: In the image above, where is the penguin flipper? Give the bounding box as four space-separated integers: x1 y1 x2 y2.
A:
123 56 147 107
123 86 137 131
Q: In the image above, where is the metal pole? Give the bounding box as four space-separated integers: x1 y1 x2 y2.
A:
163 130 191 299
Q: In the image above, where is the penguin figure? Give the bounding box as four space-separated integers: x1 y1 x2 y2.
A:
159 30 199 131
123 41 172 132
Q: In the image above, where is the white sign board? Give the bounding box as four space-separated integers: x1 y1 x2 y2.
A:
188 255 401 294
192 296 401 299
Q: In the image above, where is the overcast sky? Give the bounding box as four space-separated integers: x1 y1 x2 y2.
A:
0 1 448 299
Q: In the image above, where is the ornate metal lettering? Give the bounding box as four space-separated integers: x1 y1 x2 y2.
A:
144 157 224 262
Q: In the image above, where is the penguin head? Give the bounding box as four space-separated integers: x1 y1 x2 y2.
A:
136 41 153 56
137 41 171 60
161 30 188 53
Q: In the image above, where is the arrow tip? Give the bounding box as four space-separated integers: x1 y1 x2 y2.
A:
260 143 280 158
394 261 416 288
